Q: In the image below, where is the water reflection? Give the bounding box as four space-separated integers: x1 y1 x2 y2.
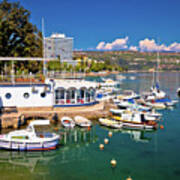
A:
101 126 155 143
0 126 98 179
120 129 153 143
0 150 57 179
60 126 97 145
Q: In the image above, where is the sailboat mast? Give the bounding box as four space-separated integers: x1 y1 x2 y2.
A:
156 47 160 84
42 18 46 77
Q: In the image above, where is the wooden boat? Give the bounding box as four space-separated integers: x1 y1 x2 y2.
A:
61 116 75 128
98 118 123 129
0 120 60 151
74 116 92 127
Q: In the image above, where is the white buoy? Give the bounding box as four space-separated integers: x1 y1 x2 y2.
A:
110 159 117 167
99 144 104 150
104 138 109 144
108 131 113 138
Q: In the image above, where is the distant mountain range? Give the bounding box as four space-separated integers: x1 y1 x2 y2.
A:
73 51 180 71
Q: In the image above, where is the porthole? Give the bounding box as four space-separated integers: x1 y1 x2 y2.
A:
40 92 46 98
5 93 11 99
24 92 30 99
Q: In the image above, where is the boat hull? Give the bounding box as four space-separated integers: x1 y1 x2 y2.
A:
0 139 59 151
122 122 156 130
99 118 123 129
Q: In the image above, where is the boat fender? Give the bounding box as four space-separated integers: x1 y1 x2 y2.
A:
160 125 164 129
40 134 44 138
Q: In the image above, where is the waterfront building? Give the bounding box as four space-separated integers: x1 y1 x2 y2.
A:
0 78 97 108
53 79 97 107
45 33 76 65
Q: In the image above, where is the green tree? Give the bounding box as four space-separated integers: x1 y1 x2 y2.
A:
0 0 42 57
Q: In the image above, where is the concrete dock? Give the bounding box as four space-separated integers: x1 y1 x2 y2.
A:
0 101 116 129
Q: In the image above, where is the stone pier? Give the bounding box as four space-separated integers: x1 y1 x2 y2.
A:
0 101 116 129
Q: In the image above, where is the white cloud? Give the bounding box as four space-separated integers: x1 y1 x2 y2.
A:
96 37 128 50
96 42 106 50
95 37 180 52
129 46 138 51
139 38 180 52
168 42 180 52
139 38 159 51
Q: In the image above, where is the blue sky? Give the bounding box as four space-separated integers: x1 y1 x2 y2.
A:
8 0 180 51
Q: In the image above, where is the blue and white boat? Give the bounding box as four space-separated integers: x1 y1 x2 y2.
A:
0 120 60 151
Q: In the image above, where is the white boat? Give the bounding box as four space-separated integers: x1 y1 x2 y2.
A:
116 90 140 100
0 120 60 151
96 90 115 101
100 78 119 88
98 118 123 129
129 76 136 80
110 108 161 121
61 116 75 128
116 74 126 81
74 116 92 127
145 101 166 109
111 112 158 130
117 99 151 111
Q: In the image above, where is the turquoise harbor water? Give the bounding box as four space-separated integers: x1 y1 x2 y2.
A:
0 72 180 180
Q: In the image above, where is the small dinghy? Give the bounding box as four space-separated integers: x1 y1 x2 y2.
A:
74 116 92 128
0 120 60 151
61 116 75 128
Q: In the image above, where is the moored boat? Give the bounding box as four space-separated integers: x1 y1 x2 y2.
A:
0 120 60 151
98 118 123 129
116 90 140 100
61 116 75 128
111 112 158 130
74 116 92 127
110 108 161 121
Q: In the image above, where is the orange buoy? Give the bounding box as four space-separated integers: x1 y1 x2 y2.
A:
104 138 109 144
108 131 113 138
160 125 164 129
110 159 117 167
87 126 91 131
99 144 104 150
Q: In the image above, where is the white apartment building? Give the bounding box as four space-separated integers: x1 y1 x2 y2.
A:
45 33 76 65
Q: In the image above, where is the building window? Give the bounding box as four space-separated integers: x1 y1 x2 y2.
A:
48 46 51 50
24 93 30 99
41 92 46 98
5 93 11 99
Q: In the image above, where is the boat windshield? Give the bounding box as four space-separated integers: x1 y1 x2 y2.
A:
34 125 54 138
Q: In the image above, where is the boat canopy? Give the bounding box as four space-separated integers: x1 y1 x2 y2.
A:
155 98 171 103
127 99 135 104
29 120 50 127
